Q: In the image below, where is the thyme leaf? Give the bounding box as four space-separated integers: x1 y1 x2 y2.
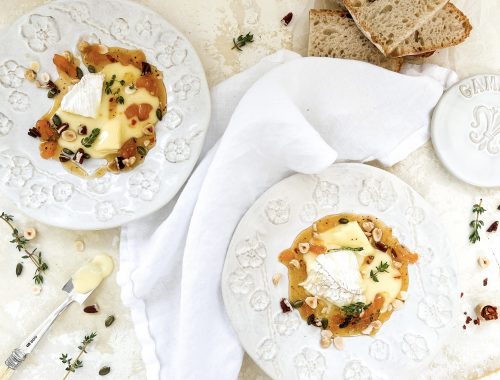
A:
469 199 486 244
370 261 389 282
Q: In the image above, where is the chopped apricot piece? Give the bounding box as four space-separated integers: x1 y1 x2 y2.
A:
279 249 295 263
136 76 157 96
39 141 58 159
118 138 137 159
125 104 139 119
309 245 327 254
36 119 58 141
393 244 419 264
137 103 153 121
53 54 78 78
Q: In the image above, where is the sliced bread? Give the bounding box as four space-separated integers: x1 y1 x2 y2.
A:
308 9 403 72
388 2 471 57
342 0 450 56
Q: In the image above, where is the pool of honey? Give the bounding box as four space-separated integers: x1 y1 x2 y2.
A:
40 43 166 178
278 213 416 337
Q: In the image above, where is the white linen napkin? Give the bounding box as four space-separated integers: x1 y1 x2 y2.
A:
117 51 457 380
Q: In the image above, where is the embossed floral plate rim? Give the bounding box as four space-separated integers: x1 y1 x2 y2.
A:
222 163 459 380
0 0 210 229
431 73 500 188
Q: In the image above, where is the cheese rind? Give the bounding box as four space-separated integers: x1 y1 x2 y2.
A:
300 250 365 307
60 73 105 118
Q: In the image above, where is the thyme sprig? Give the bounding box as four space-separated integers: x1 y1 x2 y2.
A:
232 32 254 51
328 247 364 252
60 332 97 379
370 261 389 282
469 199 486 244
341 302 371 317
0 212 48 285
81 128 100 148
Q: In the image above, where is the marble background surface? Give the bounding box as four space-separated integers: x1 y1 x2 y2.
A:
1 0 499 379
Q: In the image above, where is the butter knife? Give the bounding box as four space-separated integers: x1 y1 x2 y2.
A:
0 278 95 379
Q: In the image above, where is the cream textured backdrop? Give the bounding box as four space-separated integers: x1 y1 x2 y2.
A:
0 0 499 379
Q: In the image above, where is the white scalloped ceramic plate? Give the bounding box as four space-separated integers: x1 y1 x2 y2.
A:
0 0 210 229
431 74 500 187
222 163 459 380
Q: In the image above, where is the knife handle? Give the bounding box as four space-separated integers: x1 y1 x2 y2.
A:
0 363 15 380
1 296 73 375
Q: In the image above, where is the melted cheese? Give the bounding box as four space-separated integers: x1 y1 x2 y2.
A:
57 62 159 158
301 250 365 307
360 250 402 308
72 254 114 294
318 221 373 256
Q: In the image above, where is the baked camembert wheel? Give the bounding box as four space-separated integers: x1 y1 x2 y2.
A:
28 42 166 177
278 213 418 348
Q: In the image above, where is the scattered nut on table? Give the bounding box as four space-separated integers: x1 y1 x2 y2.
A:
478 257 490 269
272 273 281 287
23 227 37 240
74 240 85 252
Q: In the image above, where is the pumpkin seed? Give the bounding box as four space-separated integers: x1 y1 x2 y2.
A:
76 67 84 79
137 146 147 156
47 88 58 98
16 263 23 277
321 318 329 329
156 108 162 121
52 114 62 127
105 315 115 327
291 300 304 309
88 65 96 73
62 148 74 155
339 218 349 224
98 366 111 376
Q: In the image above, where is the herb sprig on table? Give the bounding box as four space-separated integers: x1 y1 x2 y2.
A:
232 32 254 51
370 261 389 282
60 332 97 379
469 199 486 244
0 212 48 285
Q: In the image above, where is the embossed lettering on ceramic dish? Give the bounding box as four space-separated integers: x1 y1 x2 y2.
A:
469 105 500 155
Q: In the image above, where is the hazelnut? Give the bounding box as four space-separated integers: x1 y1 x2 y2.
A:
31 285 42 295
289 259 300 269
312 223 318 232
143 124 155 136
298 242 310 254
23 227 37 240
77 124 88 135
97 44 109 54
29 61 40 72
372 228 382 243
393 261 402 269
362 221 375 232
392 299 404 311
478 257 490 269
143 140 151 147
333 336 344 350
305 296 318 309
123 157 137 167
398 291 408 301
371 320 382 329
74 240 85 252
362 324 373 335
320 330 333 349
272 273 282 287
62 50 73 63
476 304 498 321
39 72 50 84
61 130 77 142
24 69 36 82
78 40 89 52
